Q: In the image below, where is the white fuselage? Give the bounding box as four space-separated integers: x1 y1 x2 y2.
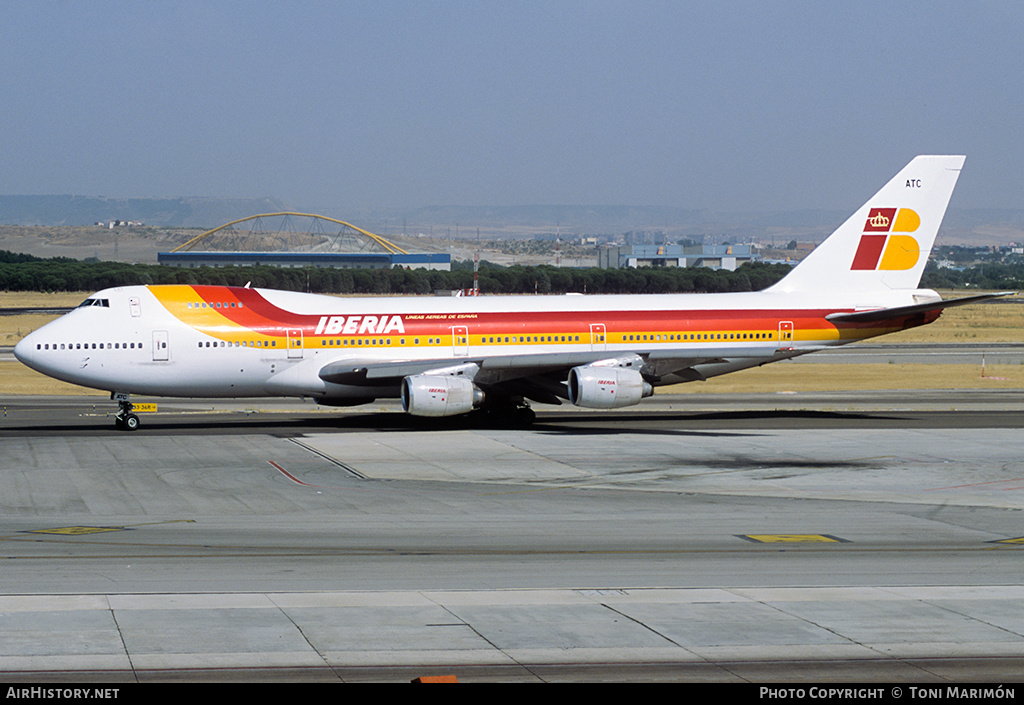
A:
14 283 929 401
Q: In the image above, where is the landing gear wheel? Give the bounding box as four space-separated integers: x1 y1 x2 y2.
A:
474 400 536 428
511 405 536 427
112 394 140 431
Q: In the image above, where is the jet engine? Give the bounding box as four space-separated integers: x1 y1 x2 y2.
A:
568 365 653 409
401 374 484 417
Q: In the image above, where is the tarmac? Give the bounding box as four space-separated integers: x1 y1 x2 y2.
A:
1 389 1023 681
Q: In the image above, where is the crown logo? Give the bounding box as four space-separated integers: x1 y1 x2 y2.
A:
869 212 890 228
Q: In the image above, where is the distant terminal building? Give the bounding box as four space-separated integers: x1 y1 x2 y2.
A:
158 251 450 270
96 220 144 228
598 244 757 271
157 212 450 271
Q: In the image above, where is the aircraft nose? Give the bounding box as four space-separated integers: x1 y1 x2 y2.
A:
14 332 40 369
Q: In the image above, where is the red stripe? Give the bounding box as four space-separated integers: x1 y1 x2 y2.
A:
268 460 318 487
182 286 851 337
851 235 887 270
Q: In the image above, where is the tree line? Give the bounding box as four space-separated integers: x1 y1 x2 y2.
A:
0 250 794 295
919 260 1024 291
3 249 1011 295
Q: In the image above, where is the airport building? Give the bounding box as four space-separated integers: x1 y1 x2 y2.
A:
159 213 451 271
597 243 757 271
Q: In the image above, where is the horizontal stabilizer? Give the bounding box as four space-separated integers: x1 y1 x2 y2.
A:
825 292 1014 324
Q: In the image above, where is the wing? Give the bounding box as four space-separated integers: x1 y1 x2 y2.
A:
318 343 800 405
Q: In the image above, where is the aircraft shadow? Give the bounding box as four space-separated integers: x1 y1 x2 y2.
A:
0 408 905 438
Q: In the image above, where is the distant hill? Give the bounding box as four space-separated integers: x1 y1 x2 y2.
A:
1 196 1021 246
0 195 292 228
325 204 1024 245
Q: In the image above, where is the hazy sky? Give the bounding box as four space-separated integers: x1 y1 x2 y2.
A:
2 1 1022 213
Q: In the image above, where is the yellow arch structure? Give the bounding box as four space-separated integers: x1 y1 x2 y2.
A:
171 212 409 255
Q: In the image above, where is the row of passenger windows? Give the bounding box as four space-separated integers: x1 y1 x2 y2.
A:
187 301 243 310
39 333 777 353
480 335 580 344
311 332 773 347
36 341 142 350
321 337 444 347
199 340 275 348
316 335 585 347
623 332 774 341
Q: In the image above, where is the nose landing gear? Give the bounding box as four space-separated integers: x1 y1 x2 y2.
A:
112 392 140 431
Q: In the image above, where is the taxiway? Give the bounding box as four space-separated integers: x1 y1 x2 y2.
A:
0 392 1022 682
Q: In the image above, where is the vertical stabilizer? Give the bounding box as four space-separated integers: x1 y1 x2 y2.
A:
768 155 965 294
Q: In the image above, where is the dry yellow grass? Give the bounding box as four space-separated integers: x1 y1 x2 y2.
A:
0 291 91 308
657 363 1022 394
882 295 1024 343
0 292 90 346
0 361 108 396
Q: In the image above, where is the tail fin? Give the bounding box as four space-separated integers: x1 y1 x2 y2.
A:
768 155 965 294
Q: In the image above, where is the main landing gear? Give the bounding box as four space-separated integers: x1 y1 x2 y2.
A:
112 392 140 431
471 399 536 428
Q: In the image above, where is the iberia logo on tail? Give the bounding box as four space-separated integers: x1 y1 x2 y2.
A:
851 207 921 270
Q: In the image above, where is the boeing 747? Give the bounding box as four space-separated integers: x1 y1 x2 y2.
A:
14 155 1003 429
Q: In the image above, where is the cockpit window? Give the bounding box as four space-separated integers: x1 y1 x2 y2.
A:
76 298 109 308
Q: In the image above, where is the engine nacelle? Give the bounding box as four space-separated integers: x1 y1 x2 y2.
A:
568 365 653 409
401 375 484 417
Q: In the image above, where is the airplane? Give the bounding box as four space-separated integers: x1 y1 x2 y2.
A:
14 155 1008 430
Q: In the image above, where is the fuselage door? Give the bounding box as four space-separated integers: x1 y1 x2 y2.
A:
589 323 607 351
287 329 304 359
779 320 794 343
152 330 169 361
129 297 142 317
452 325 469 357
